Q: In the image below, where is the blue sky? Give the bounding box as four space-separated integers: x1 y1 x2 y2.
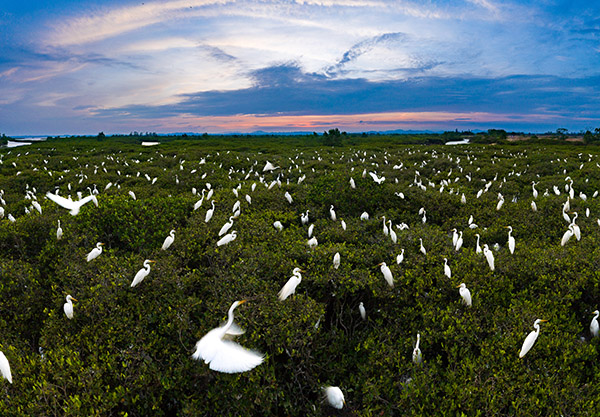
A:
1 0 599 135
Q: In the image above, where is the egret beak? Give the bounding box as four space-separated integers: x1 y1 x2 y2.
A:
540 319 548 323
99 243 105 245
148 260 156 263
376 262 383 267
238 299 247 304
455 284 462 288
71 297 78 302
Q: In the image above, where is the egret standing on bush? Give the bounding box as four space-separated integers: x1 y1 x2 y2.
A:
86 242 104 262
324 386 345 409
591 310 599 338
278 268 304 301
413 333 422 364
63 295 77 319
506 226 515 254
131 260 155 287
377 262 394 287
161 230 175 250
519 319 548 358
457 283 472 307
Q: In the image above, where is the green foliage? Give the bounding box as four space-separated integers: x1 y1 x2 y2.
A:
3 136 600 415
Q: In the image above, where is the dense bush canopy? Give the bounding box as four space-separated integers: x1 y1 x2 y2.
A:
1 136 600 416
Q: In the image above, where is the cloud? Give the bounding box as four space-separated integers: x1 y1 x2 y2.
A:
325 32 407 76
89 64 600 129
48 0 228 46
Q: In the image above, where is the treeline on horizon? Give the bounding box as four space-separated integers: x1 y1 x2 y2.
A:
4 127 600 148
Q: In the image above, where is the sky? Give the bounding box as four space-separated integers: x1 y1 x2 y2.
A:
1 0 599 135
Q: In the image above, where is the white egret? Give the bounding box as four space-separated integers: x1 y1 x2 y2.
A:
245 194 252 204
413 333 422 365
377 262 394 287
457 283 472 307
340 219 347 230
419 238 427 255
444 258 451 278
263 161 278 172
359 302 366 320
86 242 104 262
217 231 237 246
532 181 538 198
519 319 548 358
284 191 293 204
273 221 283 231
32 200 42 214
382 216 389 236
161 230 175 250
570 212 581 241
0 351 11 384
324 386 345 409
561 224 574 246
482 244 494 271
278 268 304 301
333 252 340 269
388 220 397 243
455 231 463 251
128 190 136 200
300 210 309 225
591 310 599 338
307 236 318 248
396 249 404 264
56 220 63 240
496 196 504 211
63 295 77 319
46 192 95 215
205 201 216 223
218 217 235 236
360 212 369 220
475 234 482 254
308 224 314 237
330 205 336 221
193 190 206 210
192 300 264 373
531 200 537 211
506 226 515 254
451 228 458 247
131 259 156 287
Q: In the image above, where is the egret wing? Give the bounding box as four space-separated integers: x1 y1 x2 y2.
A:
207 339 264 373
46 192 75 210
519 330 538 358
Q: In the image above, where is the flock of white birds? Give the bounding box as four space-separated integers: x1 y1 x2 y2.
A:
1 143 600 411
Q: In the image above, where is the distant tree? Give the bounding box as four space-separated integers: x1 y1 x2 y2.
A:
97 132 106 140
488 129 507 140
323 128 343 146
556 128 568 139
583 130 600 143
